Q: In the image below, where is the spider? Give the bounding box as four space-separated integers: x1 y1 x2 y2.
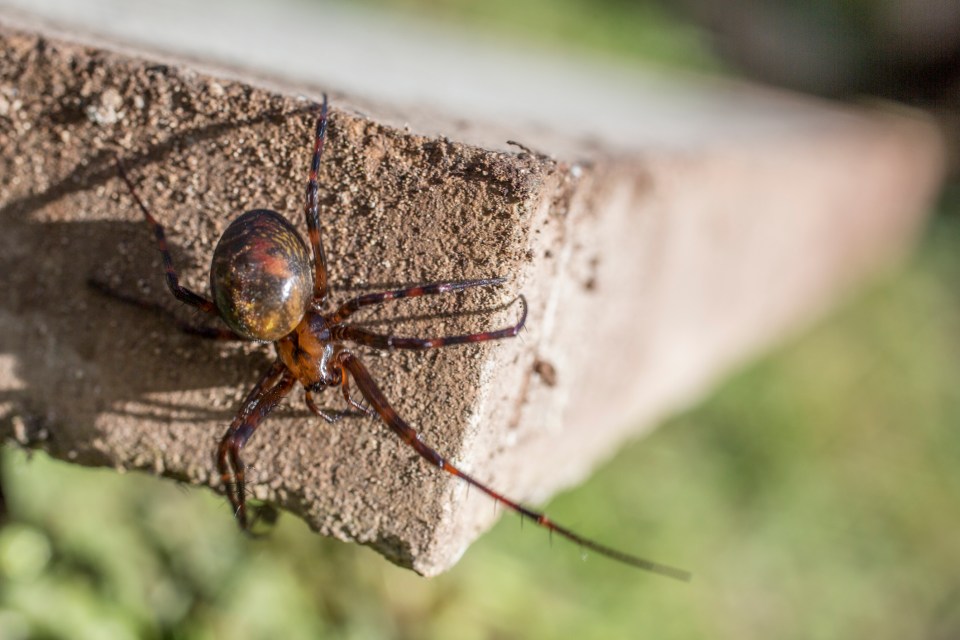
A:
112 95 690 582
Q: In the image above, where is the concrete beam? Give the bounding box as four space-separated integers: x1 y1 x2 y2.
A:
0 20 945 574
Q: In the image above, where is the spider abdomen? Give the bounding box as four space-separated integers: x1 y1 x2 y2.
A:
210 209 313 341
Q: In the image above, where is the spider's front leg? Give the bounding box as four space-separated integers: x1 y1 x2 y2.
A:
303 95 330 302
332 295 527 350
335 350 691 580
217 361 295 528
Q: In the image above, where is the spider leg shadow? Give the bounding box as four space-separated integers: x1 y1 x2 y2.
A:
0 96 319 458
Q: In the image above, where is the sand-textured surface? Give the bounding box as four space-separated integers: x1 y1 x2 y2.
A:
0 22 945 574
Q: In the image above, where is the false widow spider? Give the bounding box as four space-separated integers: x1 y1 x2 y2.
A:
113 95 689 581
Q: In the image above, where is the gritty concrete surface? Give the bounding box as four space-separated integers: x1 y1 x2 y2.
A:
0 20 946 574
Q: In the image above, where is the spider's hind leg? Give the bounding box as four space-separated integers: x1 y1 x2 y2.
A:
115 157 220 315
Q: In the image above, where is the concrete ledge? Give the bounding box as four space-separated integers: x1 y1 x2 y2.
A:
0 22 945 575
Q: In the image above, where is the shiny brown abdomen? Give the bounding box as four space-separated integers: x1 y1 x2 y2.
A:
210 209 313 341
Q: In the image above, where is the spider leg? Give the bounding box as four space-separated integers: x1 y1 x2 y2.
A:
333 296 527 350
337 351 691 581
329 277 508 324
217 362 295 528
339 368 374 417
115 158 219 315
89 279 244 340
305 390 348 424
303 94 330 302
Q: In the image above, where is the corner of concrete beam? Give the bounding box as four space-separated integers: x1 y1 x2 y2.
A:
0 20 946 574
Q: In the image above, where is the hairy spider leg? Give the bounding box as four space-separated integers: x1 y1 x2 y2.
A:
332 296 527 350
338 351 691 582
88 279 245 340
303 95 330 303
335 361 375 416
328 277 508 324
217 361 294 528
304 381 373 423
304 390 346 424
116 158 219 315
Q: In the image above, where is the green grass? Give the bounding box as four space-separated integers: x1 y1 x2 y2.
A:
3 3 958 637
346 0 721 72
3 211 960 639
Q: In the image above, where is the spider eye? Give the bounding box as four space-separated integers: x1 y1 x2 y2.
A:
210 209 313 341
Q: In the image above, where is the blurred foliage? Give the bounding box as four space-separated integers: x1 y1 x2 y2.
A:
663 0 960 100
3 1 959 638
3 207 960 639
350 0 721 72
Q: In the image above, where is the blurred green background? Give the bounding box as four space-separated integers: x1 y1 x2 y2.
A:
3 1 960 638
